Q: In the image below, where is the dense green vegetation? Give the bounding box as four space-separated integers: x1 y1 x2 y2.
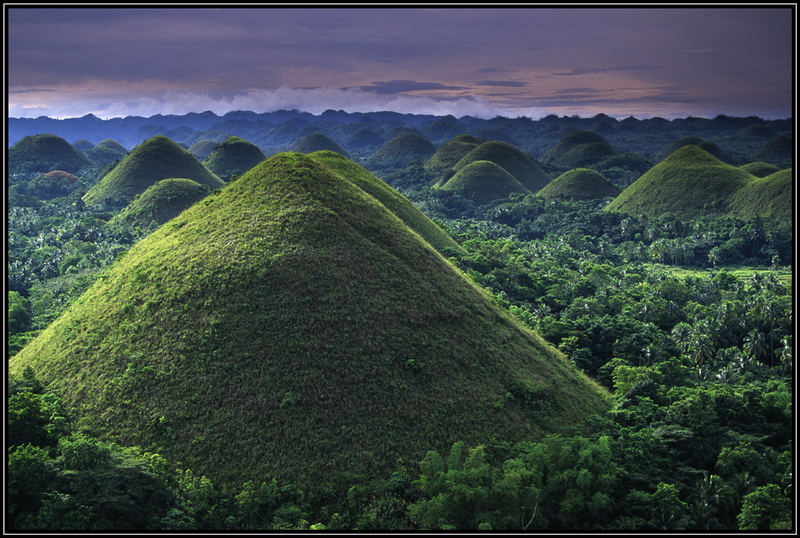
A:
82 135 223 208
6 116 793 531
369 131 436 168
84 139 128 167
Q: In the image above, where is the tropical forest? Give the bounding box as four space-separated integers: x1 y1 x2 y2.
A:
6 109 794 531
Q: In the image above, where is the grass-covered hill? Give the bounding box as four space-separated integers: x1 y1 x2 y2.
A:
307 150 462 253
202 136 267 180
72 139 95 152
188 139 221 161
739 161 782 178
542 129 617 169
658 136 727 162
537 168 621 201
753 133 793 168
727 168 792 226
344 126 385 154
109 178 211 230
11 152 608 494
424 134 482 174
438 160 533 204
85 139 129 167
369 131 436 167
82 135 224 208
291 132 349 157
452 140 552 193
28 170 81 199
605 145 756 219
9 133 93 175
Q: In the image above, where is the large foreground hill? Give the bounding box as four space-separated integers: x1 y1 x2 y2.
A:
11 152 609 493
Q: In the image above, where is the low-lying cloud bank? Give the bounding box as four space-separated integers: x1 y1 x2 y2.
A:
8 86 551 120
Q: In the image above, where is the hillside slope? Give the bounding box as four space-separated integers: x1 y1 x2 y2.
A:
12 152 608 493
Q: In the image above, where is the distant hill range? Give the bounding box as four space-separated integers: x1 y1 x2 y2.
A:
10 111 792 169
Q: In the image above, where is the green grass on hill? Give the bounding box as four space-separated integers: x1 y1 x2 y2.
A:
424 134 481 173
536 168 620 200
727 168 792 225
110 178 211 230
543 130 617 169
188 139 221 161
202 136 267 180
739 161 782 178
11 152 608 494
82 135 224 208
439 160 532 204
291 132 349 157
453 140 551 192
307 150 463 253
605 145 756 219
9 134 93 174
370 132 436 165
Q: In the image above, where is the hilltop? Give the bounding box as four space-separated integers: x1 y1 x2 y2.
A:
739 161 782 178
438 160 532 204
542 129 617 169
202 136 267 180
85 139 128 167
291 132 349 157
82 135 224 208
110 178 211 230
452 140 551 192
727 168 792 226
537 168 621 201
424 134 481 174
189 139 222 161
11 152 608 495
605 145 755 219
9 134 92 175
369 131 436 167
307 150 462 253
658 136 727 162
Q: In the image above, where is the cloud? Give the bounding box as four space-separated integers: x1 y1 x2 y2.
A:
359 80 469 94
477 80 527 87
8 86 535 120
552 64 666 76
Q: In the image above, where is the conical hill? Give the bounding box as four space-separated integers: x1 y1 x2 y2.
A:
370 132 436 166
291 132 349 157
537 168 621 200
82 135 223 208
85 139 128 167
307 150 462 253
110 178 211 229
543 129 617 169
439 160 533 204
605 145 755 218
453 140 551 192
9 133 92 175
189 139 220 161
11 152 608 493
727 168 792 226
739 161 781 178
424 134 481 173
202 136 267 180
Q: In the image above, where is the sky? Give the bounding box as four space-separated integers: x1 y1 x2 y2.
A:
6 6 795 120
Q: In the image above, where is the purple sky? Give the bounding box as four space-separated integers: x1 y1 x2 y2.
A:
6 6 794 120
